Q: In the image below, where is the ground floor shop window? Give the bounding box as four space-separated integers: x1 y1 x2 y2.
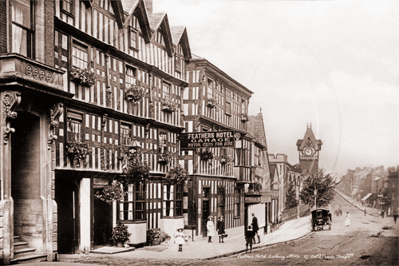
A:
118 182 145 221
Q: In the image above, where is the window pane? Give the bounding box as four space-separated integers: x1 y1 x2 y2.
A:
11 25 28 57
12 0 31 27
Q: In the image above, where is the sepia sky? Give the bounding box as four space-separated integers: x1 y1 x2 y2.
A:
153 0 399 175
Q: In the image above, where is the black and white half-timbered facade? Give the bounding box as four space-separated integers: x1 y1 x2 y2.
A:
0 0 191 263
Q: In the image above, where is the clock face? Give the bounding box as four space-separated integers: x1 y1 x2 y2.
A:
304 148 314 156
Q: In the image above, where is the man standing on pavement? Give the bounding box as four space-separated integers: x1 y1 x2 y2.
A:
251 213 260 244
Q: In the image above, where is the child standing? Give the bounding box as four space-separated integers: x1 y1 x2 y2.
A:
174 228 186 252
245 225 255 252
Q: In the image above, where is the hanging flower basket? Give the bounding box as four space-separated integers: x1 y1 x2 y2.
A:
65 141 91 167
220 154 231 164
158 151 174 163
95 180 127 204
207 97 217 108
161 98 178 112
166 164 190 185
70 67 96 87
125 85 145 103
247 182 262 194
124 159 151 183
201 149 214 161
112 221 131 246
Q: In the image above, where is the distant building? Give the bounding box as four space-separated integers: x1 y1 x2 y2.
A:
296 124 322 174
388 167 399 214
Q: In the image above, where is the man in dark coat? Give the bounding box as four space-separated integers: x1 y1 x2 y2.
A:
251 213 260 244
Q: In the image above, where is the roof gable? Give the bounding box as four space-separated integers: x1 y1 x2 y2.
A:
148 13 174 57
297 124 323 151
122 0 151 43
171 26 192 60
247 110 268 149
110 0 125 28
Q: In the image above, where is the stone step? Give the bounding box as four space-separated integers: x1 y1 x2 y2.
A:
13 236 20 241
10 254 47 264
13 241 28 249
13 247 36 258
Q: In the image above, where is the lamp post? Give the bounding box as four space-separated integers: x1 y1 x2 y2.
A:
296 177 300 219
314 188 318 210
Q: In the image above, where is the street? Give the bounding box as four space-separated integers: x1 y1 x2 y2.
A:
58 192 398 266
189 192 399 266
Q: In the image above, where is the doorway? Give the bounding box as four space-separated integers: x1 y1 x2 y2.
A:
93 188 112 246
55 178 79 254
201 187 210 237
11 112 41 245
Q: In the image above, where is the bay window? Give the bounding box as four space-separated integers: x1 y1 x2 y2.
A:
11 0 33 58
119 182 145 222
163 183 184 217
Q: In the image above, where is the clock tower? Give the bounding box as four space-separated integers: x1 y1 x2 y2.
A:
296 124 323 174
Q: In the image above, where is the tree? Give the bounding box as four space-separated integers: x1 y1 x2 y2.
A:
299 170 336 208
285 182 298 209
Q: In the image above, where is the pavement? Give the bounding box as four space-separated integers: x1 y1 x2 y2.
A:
20 214 313 265
335 189 382 218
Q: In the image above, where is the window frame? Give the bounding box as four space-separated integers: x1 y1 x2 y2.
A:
72 41 89 70
118 182 146 223
162 183 183 218
158 131 168 154
11 0 35 58
61 0 73 16
162 82 171 99
120 123 132 146
129 26 138 50
66 111 83 143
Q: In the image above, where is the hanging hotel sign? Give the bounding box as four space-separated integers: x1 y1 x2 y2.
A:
179 131 235 149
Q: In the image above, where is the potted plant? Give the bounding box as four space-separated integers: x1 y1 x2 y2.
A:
161 98 178 112
112 221 131 247
70 67 96 87
207 97 217 108
201 149 214 160
94 180 126 204
220 154 231 164
158 151 174 163
65 141 91 167
166 164 189 184
125 85 145 103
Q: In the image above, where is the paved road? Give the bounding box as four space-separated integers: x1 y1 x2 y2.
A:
55 191 398 266
187 191 399 266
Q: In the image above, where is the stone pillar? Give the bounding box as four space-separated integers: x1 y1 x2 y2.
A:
80 178 91 253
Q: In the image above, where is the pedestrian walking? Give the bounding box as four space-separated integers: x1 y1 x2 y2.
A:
381 210 385 219
174 228 186 252
393 208 398 224
245 225 255 252
206 216 215 243
251 213 260 244
364 208 367 216
216 216 225 243
345 212 350 227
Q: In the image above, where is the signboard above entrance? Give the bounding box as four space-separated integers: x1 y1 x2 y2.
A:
179 131 235 149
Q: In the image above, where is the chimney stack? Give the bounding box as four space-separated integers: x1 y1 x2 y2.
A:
144 0 153 14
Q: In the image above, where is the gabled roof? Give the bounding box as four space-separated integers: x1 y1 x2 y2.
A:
110 0 125 28
297 124 323 151
171 26 192 61
148 13 174 57
121 0 151 43
247 110 268 149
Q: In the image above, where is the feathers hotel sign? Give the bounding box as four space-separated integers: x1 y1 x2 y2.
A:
179 131 237 149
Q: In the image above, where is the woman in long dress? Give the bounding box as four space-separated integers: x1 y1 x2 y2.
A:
206 216 215 243
344 212 351 227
